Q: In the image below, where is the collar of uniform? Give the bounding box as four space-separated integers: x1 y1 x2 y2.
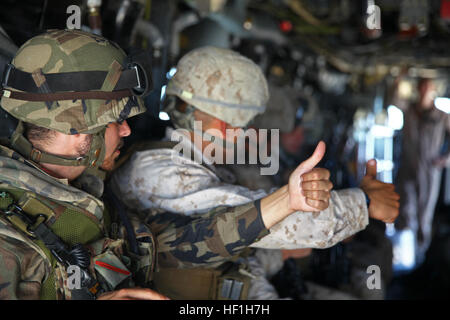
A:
165 126 217 172
20 157 70 185
37 165 70 185
165 127 239 184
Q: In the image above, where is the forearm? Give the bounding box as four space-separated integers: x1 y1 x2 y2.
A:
259 185 293 229
251 188 369 249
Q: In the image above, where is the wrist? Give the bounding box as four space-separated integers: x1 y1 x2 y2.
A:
260 185 293 229
364 191 371 207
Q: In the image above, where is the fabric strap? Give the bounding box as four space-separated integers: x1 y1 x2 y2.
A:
1 89 132 102
10 121 106 168
2 63 139 94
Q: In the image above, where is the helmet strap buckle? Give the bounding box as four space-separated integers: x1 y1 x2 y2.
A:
30 148 42 162
131 65 143 92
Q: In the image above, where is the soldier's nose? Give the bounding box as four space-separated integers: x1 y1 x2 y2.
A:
119 120 131 137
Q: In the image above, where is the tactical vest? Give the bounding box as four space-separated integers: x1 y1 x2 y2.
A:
152 256 253 300
0 187 102 299
0 145 156 299
0 186 156 299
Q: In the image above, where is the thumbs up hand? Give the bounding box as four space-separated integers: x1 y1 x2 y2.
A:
360 159 400 223
365 159 378 179
288 141 333 212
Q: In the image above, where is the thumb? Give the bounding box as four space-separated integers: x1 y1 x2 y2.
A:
365 159 377 178
299 141 326 171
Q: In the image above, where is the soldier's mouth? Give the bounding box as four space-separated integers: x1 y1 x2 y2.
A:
115 140 125 154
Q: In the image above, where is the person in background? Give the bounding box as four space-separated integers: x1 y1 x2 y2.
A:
390 75 450 266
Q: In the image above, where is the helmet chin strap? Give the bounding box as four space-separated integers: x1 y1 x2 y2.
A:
11 121 107 174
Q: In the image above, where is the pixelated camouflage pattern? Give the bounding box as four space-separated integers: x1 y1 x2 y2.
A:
111 134 369 250
1 29 145 134
0 144 269 299
256 188 369 249
166 46 268 127
245 249 286 300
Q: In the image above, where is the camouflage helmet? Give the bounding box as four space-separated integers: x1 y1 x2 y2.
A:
165 46 269 128
0 29 150 170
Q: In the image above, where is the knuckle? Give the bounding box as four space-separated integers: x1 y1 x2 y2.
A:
117 288 127 296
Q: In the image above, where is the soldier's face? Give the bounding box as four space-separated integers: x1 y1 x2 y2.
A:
101 121 131 171
418 79 436 110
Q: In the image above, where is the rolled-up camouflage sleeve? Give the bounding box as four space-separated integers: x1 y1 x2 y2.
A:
0 236 48 300
146 202 269 269
251 188 369 249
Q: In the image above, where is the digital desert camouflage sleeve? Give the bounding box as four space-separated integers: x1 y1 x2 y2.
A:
146 202 269 269
252 188 369 249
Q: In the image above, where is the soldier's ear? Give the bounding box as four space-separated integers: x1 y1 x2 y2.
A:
193 109 214 124
206 117 226 135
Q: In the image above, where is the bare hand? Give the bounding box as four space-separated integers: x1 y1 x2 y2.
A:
97 288 170 300
360 159 400 223
288 141 332 212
